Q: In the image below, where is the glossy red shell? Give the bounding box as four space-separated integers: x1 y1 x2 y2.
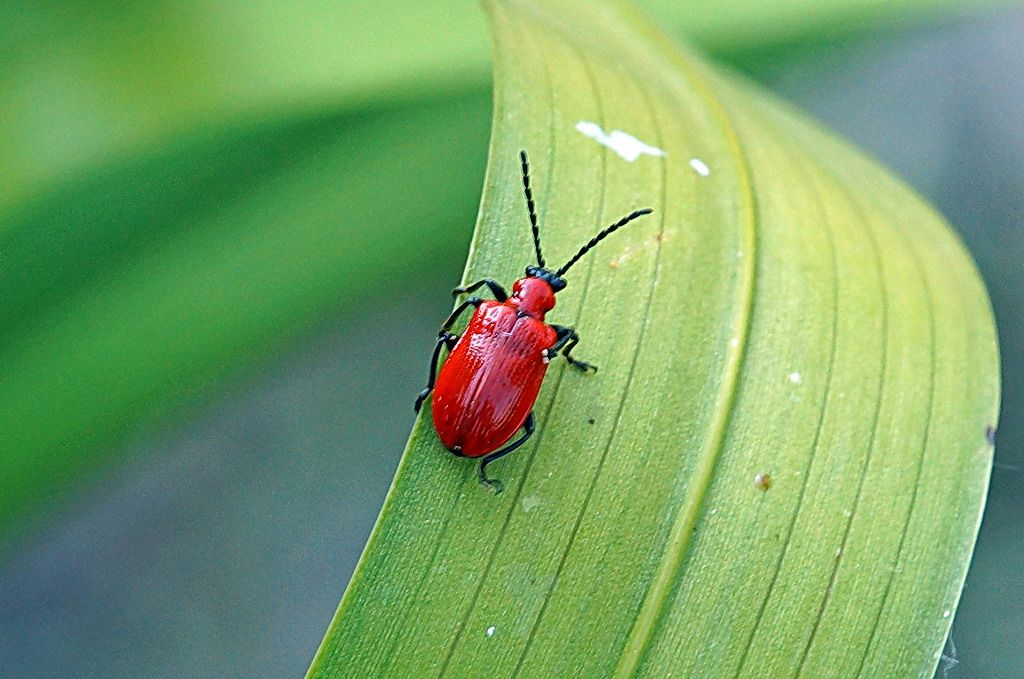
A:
431 299 556 458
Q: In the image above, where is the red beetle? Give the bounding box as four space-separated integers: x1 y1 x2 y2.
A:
415 151 653 492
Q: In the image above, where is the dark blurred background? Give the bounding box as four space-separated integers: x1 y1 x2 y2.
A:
0 3 1020 678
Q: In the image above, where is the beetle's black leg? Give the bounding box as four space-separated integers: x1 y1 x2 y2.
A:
416 297 482 411
561 334 596 372
548 325 597 373
440 296 484 334
414 332 458 412
477 412 535 494
452 279 508 302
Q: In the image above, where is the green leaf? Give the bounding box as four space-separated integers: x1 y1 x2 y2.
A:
307 1 999 677
0 92 490 538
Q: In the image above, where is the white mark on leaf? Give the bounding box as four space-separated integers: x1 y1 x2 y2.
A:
789 372 802 385
689 157 711 176
486 626 496 637
575 121 666 162
522 495 542 513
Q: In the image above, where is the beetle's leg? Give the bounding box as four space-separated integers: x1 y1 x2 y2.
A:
548 325 597 373
452 279 508 302
414 332 458 412
477 412 535 494
561 334 596 372
416 297 482 411
440 296 484 335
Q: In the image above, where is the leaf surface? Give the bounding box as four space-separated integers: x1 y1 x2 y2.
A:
308 1 999 677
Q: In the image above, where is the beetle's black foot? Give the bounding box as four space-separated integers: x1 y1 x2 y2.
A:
436 331 459 348
480 477 504 494
477 465 504 494
451 286 468 297
414 390 430 413
567 357 598 373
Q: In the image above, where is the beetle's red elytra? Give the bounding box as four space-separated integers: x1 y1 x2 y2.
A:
414 150 653 492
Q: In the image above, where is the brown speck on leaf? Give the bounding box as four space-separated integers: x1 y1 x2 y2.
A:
587 418 596 425
754 472 773 491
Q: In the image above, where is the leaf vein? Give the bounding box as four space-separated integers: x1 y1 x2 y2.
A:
730 142 842 679
853 198 938 679
512 55 669 678
793 166 891 678
613 46 759 679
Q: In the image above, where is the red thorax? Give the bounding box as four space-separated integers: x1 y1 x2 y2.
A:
508 277 556 320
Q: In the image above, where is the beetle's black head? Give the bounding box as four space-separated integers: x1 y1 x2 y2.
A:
525 265 567 292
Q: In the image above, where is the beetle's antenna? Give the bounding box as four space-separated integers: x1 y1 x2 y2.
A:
520 150 545 268
556 208 653 276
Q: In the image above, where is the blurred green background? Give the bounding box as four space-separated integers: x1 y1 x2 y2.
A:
0 2 1019 677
